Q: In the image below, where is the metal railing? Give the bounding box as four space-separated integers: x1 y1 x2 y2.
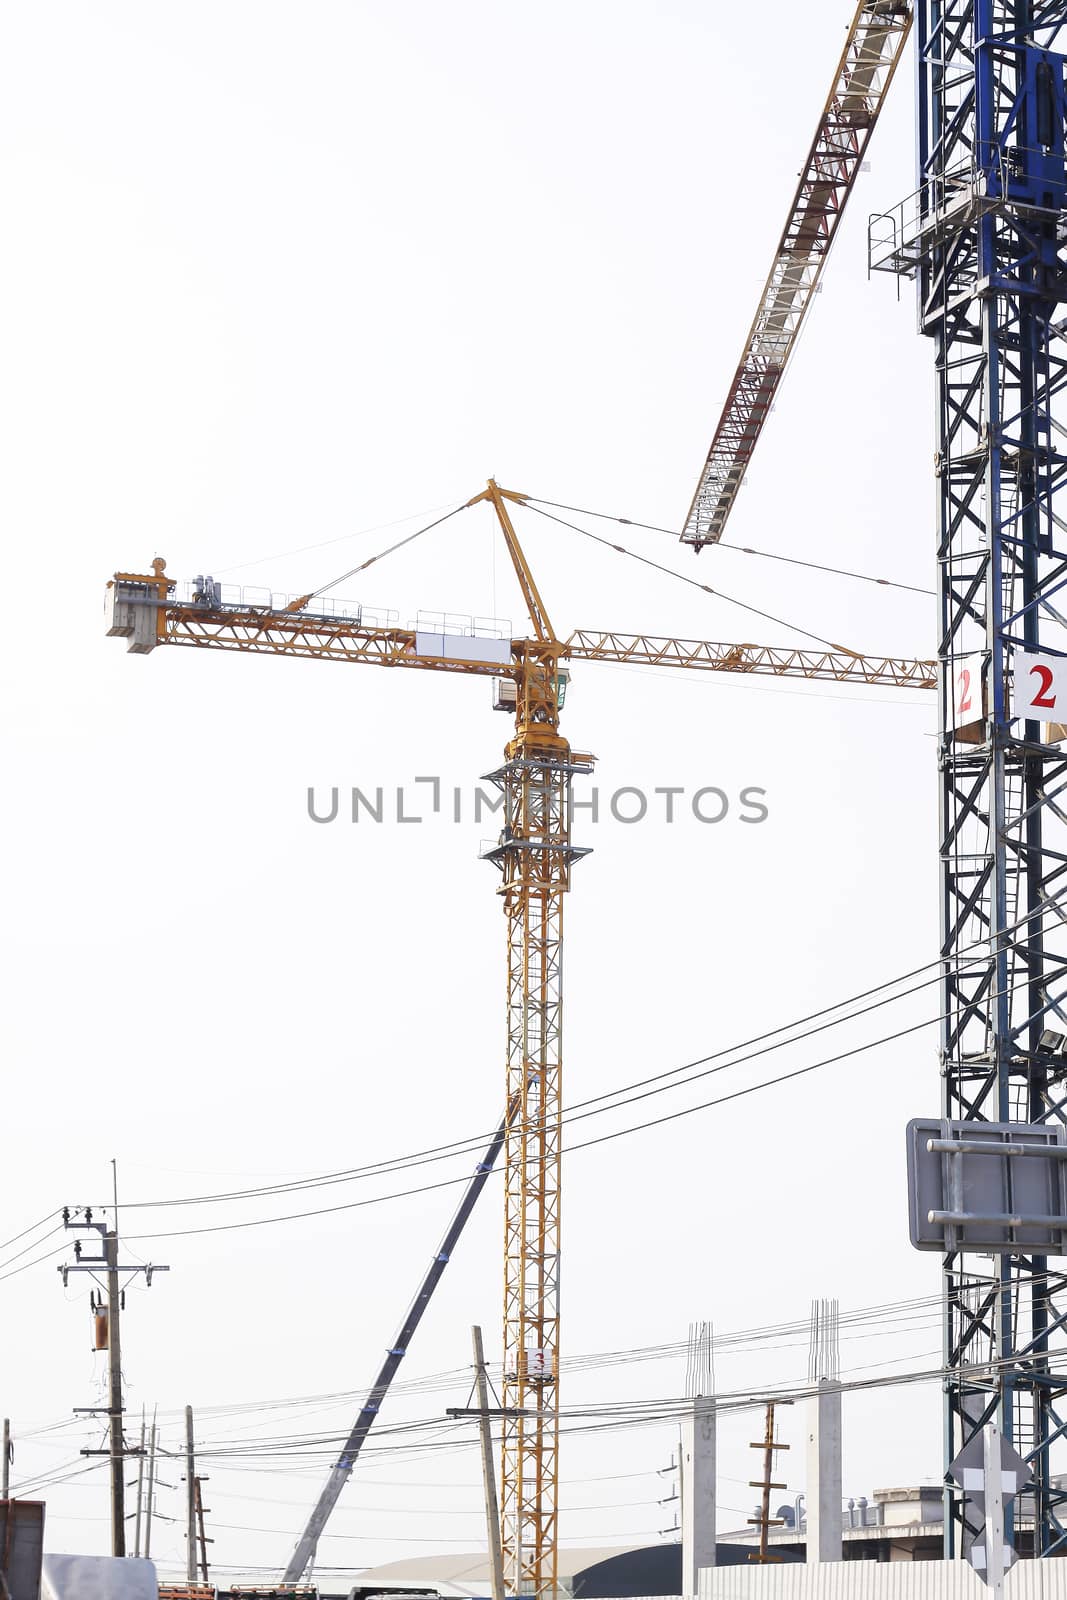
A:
178 580 398 631
869 145 1065 277
414 609 512 640
176 585 514 643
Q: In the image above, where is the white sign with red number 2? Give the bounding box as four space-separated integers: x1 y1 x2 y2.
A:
952 654 984 729
1013 651 1067 720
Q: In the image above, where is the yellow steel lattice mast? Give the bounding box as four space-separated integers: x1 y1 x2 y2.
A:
474 484 593 1598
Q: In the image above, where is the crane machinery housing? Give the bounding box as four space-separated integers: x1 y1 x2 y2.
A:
106 481 933 1592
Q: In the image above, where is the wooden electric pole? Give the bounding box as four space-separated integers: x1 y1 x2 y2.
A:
747 1401 790 1563
58 1201 168 1557
144 1417 157 1561
2 1420 10 1501
194 1477 211 1584
132 1409 146 1557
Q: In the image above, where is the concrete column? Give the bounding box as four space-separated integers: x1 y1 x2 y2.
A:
806 1378 842 1563
680 1396 716 1594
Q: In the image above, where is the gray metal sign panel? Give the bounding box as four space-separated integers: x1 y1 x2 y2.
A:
0 1499 45 1600
967 1530 1018 1578
907 1117 1067 1253
949 1428 1031 1586
948 1431 1031 1505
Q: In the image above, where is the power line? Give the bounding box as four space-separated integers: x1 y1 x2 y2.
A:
116 1014 930 1243
108 949 959 1216
0 1224 64 1276
131 1348 1042 1482
0 1210 60 1254
6 947 1044 1266
0 1242 71 1285
73 966 1042 1247
107 905 1052 1225
9 1460 107 1497
169 1309 946 1452
119 999 947 1245
202 1519 664 1544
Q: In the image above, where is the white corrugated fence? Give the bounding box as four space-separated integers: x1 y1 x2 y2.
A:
687 1559 1067 1600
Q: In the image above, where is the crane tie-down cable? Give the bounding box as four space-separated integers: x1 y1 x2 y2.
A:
282 503 472 611
525 495 934 598
520 500 861 654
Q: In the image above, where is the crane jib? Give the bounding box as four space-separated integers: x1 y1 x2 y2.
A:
680 2 914 549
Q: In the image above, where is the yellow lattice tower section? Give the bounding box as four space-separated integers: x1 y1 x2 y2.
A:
476 483 594 1598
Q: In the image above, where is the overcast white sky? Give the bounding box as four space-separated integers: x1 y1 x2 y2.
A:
0 1 957 1587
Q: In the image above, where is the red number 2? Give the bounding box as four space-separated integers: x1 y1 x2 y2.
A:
1030 663 1058 710
958 668 972 714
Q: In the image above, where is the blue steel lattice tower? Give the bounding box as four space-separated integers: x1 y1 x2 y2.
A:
875 0 1067 1555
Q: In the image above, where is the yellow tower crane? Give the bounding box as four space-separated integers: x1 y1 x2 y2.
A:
105 481 933 1597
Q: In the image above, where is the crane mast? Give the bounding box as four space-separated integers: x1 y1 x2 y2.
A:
872 0 1067 1556
472 484 591 1599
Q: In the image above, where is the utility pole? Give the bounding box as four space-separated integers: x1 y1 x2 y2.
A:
472 1327 505 1600
680 1321 716 1590
58 1204 168 1557
194 1477 211 1585
656 1451 680 1540
806 1298 841 1565
2 1420 10 1501
144 1416 157 1561
132 1410 146 1558
747 1402 790 1564
185 1406 196 1584
104 1227 123 1555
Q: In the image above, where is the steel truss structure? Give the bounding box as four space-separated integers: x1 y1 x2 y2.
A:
485 733 591 1599
119 611 936 689
681 0 912 550
875 0 1067 1555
